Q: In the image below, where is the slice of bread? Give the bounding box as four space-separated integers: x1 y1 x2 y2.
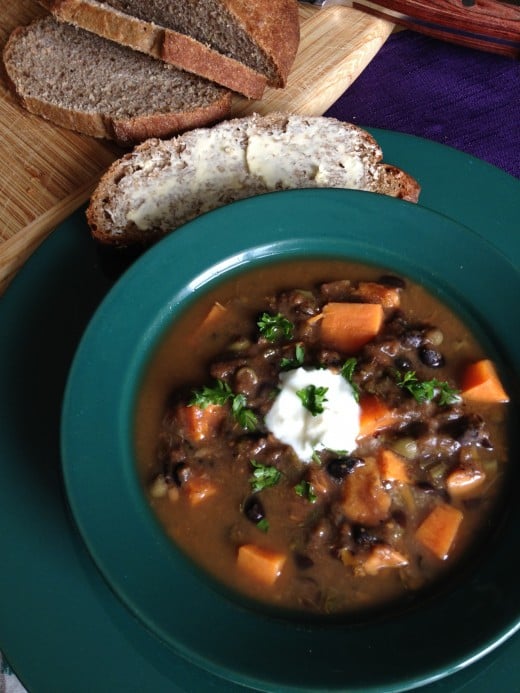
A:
39 0 300 99
87 113 421 246
2 17 232 145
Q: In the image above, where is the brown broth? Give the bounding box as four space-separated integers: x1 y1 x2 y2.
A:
134 259 509 615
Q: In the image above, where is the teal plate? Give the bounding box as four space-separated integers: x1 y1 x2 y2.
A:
60 189 520 693
0 130 519 692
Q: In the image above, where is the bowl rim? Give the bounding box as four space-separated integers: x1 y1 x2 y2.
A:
61 188 520 692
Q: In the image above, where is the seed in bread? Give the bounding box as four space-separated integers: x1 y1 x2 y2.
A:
2 17 233 145
87 113 421 246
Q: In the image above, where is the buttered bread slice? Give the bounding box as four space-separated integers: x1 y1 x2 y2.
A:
87 113 421 246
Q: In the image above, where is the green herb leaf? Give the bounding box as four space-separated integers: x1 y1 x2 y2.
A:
280 343 305 370
297 384 328 416
311 450 323 465
257 312 294 341
395 370 460 406
340 357 360 402
235 406 258 431
436 382 462 406
256 518 270 533
249 460 282 493
189 379 233 408
190 380 257 430
231 392 258 431
294 480 317 503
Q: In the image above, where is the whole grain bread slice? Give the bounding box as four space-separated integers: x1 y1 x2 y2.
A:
38 0 300 99
87 113 421 246
2 16 233 145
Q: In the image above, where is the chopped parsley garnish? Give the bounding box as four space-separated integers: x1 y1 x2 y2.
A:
190 379 257 430
297 384 328 416
340 357 360 401
395 370 460 406
231 393 258 431
256 518 270 533
294 480 317 503
257 312 294 341
311 450 323 465
189 379 233 408
280 343 305 370
249 460 282 493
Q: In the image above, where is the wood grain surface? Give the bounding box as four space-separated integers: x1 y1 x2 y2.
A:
0 1 393 293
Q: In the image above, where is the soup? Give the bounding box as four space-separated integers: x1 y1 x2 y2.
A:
135 260 509 615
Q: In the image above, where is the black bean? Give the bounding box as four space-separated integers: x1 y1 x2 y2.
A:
326 456 364 480
294 553 314 570
352 525 379 546
378 274 406 289
403 330 424 348
243 495 265 524
171 462 190 487
415 481 436 493
441 414 485 444
392 510 407 527
401 421 429 438
419 347 445 368
395 356 413 371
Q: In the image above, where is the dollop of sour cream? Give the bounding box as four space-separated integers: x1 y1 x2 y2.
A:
265 367 360 462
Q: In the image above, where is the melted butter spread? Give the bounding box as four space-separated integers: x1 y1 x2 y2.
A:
125 120 368 230
246 132 365 188
265 367 360 462
126 130 246 229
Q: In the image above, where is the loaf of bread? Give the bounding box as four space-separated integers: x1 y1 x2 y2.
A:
2 17 233 145
38 0 300 99
87 113 421 246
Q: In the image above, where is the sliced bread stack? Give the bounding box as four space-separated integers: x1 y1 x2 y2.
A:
87 113 421 246
2 17 233 145
38 0 300 99
2 1 300 144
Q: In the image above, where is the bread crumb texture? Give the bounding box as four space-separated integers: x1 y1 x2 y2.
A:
37 0 299 96
87 114 421 245
3 17 232 141
104 0 283 82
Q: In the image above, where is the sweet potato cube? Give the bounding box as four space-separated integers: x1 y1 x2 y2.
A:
416 503 463 560
358 395 399 438
320 302 384 354
237 544 286 585
377 448 410 484
184 476 218 505
461 359 509 403
190 302 228 344
179 403 224 443
341 457 391 525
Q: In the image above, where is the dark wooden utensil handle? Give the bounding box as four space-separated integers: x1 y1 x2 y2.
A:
354 0 520 56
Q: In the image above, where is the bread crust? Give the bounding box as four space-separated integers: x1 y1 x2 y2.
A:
161 33 267 100
86 113 421 246
2 18 233 145
39 0 300 99
218 0 300 87
109 100 233 145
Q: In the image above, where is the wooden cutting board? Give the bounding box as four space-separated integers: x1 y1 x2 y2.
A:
0 1 393 293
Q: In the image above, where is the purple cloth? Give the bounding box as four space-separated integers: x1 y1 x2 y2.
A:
325 30 520 179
